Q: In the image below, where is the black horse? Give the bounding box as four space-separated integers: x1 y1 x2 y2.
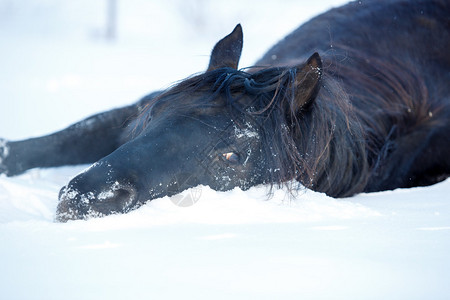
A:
1 0 449 221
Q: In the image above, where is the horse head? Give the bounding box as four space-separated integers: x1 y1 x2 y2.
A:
56 24 322 221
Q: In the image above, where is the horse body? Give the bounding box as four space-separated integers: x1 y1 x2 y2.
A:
1 0 449 221
259 0 450 192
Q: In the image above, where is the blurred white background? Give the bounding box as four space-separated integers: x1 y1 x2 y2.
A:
0 0 347 139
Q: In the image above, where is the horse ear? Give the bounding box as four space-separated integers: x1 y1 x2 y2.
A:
290 52 322 112
207 24 243 71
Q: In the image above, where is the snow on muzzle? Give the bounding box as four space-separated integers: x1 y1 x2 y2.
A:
55 161 139 222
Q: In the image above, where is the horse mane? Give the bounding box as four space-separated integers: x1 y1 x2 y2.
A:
326 45 438 188
131 46 435 197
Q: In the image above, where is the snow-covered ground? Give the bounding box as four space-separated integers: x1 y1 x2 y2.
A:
1 1 449 299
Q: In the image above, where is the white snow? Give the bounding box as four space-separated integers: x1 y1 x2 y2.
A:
1 1 449 299
234 122 260 140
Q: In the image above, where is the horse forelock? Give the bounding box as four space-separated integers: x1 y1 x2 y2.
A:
131 67 292 131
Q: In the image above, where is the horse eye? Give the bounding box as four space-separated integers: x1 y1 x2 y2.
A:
222 152 240 164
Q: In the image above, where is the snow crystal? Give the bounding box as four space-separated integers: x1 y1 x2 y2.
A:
242 148 252 166
60 186 79 200
234 122 259 140
98 190 114 200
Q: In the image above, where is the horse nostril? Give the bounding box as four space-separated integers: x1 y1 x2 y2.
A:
114 187 137 211
115 188 131 201
98 185 138 213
